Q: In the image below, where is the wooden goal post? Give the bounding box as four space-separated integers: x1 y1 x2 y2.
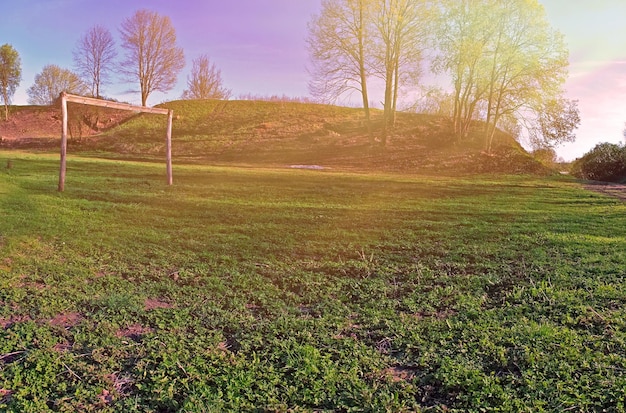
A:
58 92 174 191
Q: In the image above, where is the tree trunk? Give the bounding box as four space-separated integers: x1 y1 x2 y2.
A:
485 77 506 152
485 31 503 138
391 51 400 128
485 117 499 153
382 67 394 146
453 88 461 138
360 76 372 143
2 90 8 121
452 71 463 139
358 0 373 144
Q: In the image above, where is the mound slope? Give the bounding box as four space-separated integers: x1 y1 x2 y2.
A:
1 100 548 175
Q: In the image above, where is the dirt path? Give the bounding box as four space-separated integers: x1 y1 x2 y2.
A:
584 183 626 202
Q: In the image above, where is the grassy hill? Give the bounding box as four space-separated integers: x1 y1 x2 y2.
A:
1 100 549 175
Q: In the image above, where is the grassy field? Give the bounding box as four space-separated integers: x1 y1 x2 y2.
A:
1 152 625 412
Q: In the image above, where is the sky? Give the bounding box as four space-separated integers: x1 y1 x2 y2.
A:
1 0 625 161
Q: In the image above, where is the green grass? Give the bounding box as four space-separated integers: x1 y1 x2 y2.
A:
80 100 374 164
1 152 625 412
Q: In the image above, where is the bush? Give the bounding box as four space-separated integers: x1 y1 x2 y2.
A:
571 142 626 182
531 147 557 167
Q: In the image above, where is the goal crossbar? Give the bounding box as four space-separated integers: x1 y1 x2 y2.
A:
63 93 170 115
58 92 174 191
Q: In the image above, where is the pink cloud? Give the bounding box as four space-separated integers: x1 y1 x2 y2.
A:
559 60 626 160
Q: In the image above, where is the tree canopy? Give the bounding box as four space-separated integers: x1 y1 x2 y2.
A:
308 0 577 149
308 0 430 144
27 65 87 105
307 0 374 139
119 9 185 106
0 43 21 121
181 54 230 100
371 0 427 141
9 4 579 150
433 0 573 150
73 25 117 99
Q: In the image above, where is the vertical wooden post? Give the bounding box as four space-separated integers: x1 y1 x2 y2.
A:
58 92 68 192
166 109 173 185
55 93 172 191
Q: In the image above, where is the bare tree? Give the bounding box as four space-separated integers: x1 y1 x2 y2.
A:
27 65 88 105
481 0 569 151
433 0 571 151
181 54 231 100
119 9 185 106
73 25 117 98
410 86 454 117
432 0 493 141
0 43 21 121
371 0 426 142
307 0 374 139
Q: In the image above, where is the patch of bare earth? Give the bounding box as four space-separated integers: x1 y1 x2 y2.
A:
382 366 420 383
0 107 60 140
48 312 84 328
116 323 154 340
144 298 174 311
97 389 114 406
52 341 73 354
18 281 47 290
585 183 626 202
0 104 131 149
0 315 32 329
0 388 13 404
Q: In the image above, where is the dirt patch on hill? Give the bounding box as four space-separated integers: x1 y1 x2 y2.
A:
0 106 61 141
0 104 133 148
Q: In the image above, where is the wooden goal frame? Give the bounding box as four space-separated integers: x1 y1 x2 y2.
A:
58 92 174 191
